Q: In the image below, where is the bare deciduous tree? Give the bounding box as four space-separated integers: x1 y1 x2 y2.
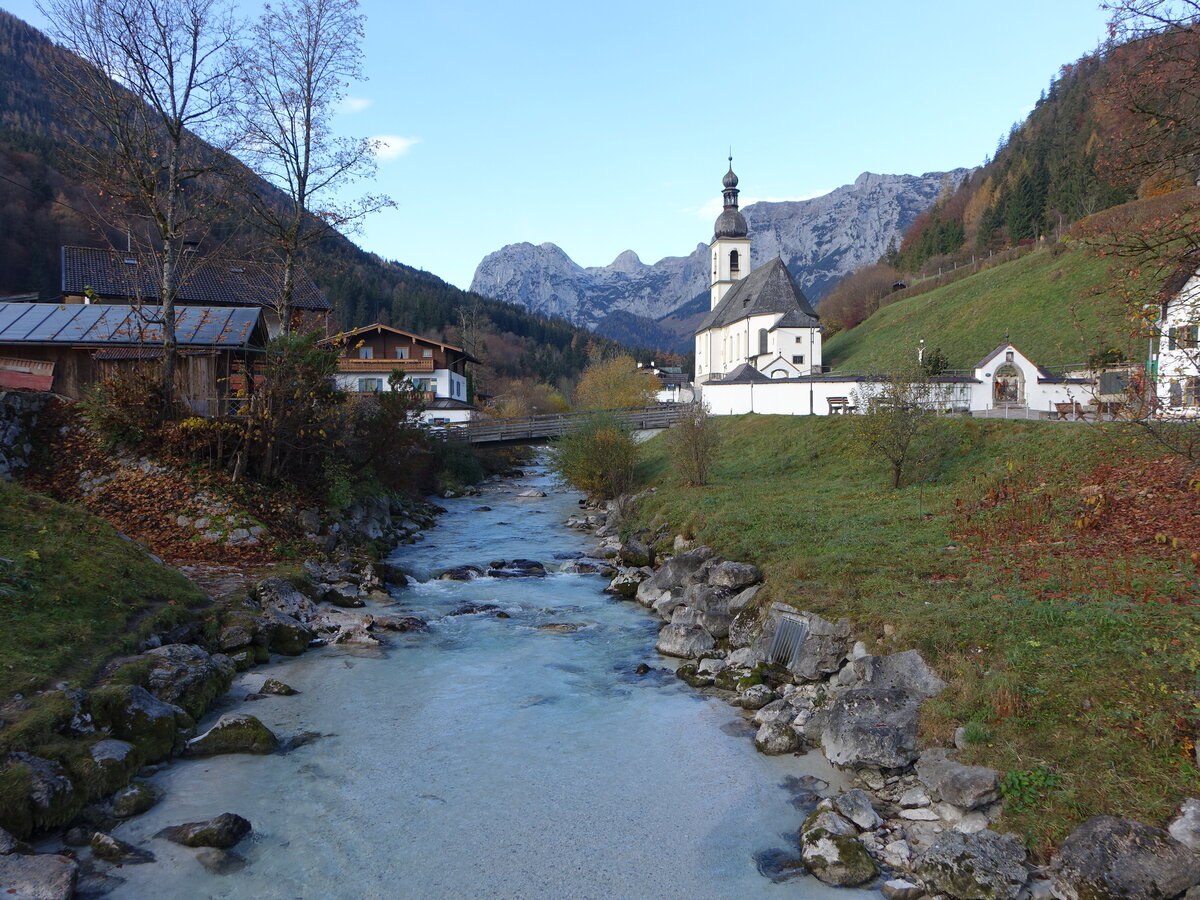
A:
39 0 241 411
237 0 391 333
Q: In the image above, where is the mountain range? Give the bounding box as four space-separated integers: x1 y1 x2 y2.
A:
470 170 970 351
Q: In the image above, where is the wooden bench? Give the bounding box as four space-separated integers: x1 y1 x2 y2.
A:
1054 402 1085 421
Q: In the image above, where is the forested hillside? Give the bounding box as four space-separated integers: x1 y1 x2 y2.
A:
0 9 631 386
890 52 1134 274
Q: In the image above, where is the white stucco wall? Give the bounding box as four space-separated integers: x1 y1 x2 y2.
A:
1156 273 1200 410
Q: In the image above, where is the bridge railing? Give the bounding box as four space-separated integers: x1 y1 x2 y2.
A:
430 404 686 444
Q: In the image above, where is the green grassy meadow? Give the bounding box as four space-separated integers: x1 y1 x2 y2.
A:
635 415 1198 854
0 479 208 700
823 245 1131 372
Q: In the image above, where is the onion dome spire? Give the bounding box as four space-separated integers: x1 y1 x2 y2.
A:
714 154 748 239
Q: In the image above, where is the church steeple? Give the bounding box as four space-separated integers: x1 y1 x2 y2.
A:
709 157 751 309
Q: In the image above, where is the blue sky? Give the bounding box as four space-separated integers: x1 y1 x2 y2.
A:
6 0 1114 289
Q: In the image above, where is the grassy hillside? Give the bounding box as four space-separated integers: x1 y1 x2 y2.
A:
823 244 1131 372
634 416 1198 853
0 479 208 700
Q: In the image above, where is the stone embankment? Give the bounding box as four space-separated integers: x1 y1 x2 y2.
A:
568 497 1200 900
0 503 438 899
0 391 46 480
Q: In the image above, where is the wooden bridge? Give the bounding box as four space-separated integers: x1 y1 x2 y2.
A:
430 405 687 445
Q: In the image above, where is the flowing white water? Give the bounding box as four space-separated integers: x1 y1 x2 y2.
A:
107 459 875 899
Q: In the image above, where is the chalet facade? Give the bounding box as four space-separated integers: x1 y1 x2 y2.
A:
60 246 333 337
0 302 267 415
320 323 479 424
1155 264 1200 413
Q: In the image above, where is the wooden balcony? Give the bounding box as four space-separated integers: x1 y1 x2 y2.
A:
337 356 435 372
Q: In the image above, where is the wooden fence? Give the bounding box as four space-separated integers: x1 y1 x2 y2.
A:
430 405 687 444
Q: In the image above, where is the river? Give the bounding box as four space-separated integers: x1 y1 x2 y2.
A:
106 457 875 899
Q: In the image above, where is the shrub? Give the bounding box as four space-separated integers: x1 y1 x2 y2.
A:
669 400 720 486
551 413 638 500
80 367 164 447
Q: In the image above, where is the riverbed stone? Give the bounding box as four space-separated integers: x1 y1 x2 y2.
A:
110 782 160 818
0 824 20 854
916 829 1028 900
732 683 776 710
833 649 947 699
916 755 1001 810
635 546 714 610
439 565 483 581
1049 815 1200 900
655 623 715 658
255 577 316 620
706 560 762 592
91 831 153 864
196 848 247 875
260 678 298 696
831 789 882 830
619 538 653 568
6 753 77 835
1170 798 1200 852
379 562 409 586
0 852 77 900
755 721 801 755
257 607 315 655
88 685 190 762
186 713 278 756
604 567 650 599
800 810 878 887
321 581 365 607
821 688 921 769
158 812 252 850
142 644 236 719
881 879 924 900
727 584 761 615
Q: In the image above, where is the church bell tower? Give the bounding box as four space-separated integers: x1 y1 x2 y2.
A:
709 157 751 309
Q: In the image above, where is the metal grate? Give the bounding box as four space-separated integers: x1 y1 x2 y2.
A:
768 614 809 669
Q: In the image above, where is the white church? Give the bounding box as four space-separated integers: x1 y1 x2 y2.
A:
692 163 1098 418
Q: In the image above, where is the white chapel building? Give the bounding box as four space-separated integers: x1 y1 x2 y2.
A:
694 162 823 385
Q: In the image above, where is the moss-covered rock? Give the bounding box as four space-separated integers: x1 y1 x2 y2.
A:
89 685 192 763
185 713 278 757
157 812 251 849
90 830 154 864
0 758 35 838
110 781 161 818
0 753 80 838
800 817 879 887
60 739 139 799
142 644 236 719
674 663 714 688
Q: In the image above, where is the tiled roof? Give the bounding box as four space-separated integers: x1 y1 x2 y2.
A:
0 302 263 348
61 246 332 312
697 258 819 333
713 362 772 384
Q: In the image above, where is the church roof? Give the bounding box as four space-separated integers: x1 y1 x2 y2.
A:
713 362 772 384
696 257 819 333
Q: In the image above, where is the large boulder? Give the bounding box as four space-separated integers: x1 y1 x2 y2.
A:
1 753 78 837
618 538 653 568
186 713 278 756
257 607 315 655
821 688 921 769
753 606 852 681
916 830 1028 900
706 560 762 592
142 644 236 719
1049 815 1200 900
255 577 316 620
754 722 801 755
157 812 252 849
635 546 714 611
831 789 882 831
321 581 365 607
833 650 947 699
0 852 78 900
916 755 1001 811
799 809 879 887
89 685 191 762
655 623 715 659
603 567 650 599
727 584 761 615
74 739 139 796
110 782 161 818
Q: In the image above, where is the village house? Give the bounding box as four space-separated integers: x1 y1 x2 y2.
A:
59 245 333 337
1154 261 1200 413
319 323 479 424
0 301 267 415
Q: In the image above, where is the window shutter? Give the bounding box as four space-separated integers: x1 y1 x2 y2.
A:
1169 327 1178 350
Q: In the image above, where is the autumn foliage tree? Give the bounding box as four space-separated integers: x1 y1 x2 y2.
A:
573 355 658 410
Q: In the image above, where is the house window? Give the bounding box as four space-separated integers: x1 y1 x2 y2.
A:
1187 377 1200 406
729 249 740 272
758 328 768 356
358 378 382 392
795 336 804 344
792 355 804 365
359 347 373 359
1005 350 1015 362
423 348 433 358
1179 326 1200 349
396 347 409 359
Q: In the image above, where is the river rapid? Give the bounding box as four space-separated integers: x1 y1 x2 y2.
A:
107 458 875 899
